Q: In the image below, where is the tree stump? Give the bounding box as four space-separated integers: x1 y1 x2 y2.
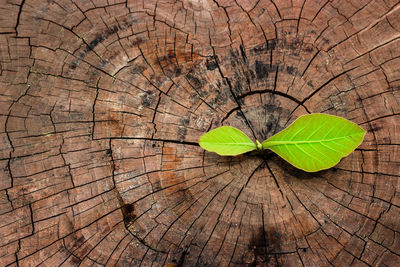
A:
1 0 400 266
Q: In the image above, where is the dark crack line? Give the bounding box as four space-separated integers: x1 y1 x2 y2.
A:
228 200 249 266
177 174 236 250
176 247 189 267
349 75 381 190
30 211 67 225
237 89 311 113
12 162 67 179
97 136 199 147
115 164 217 187
308 181 383 225
221 106 240 124
18 209 159 262
360 113 400 125
296 250 306 267
4 174 115 217
184 76 219 113
233 0 257 29
314 23 330 47
151 91 163 138
130 204 156 231
195 188 235 266
35 247 65 266
335 167 399 178
211 221 232 264
212 49 258 140
81 222 130 260
288 66 359 120
113 55 140 77
37 18 115 78
273 64 279 92
59 137 75 187
369 195 400 210
228 233 241 266
311 0 330 22
345 35 400 65
321 212 389 263
114 236 134 266
233 162 264 205
154 48 178 82
127 167 219 206
201 121 214 176
301 49 321 77
173 170 231 197
154 178 217 249
12 240 21 267
14 0 25 35
108 139 116 190
261 205 268 256
4 105 16 209
301 66 358 105
28 203 34 236
325 1 400 52
270 0 282 19
288 186 322 227
258 23 274 68
28 67 90 86
296 0 306 35
59 239 81 265
265 160 284 198
215 3 233 44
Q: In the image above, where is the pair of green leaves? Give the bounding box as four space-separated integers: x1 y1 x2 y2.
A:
199 113 366 172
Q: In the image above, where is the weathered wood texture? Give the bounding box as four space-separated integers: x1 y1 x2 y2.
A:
1 0 400 266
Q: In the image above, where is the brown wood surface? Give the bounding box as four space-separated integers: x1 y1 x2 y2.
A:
1 0 400 266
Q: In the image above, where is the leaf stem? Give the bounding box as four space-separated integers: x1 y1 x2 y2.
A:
256 140 262 150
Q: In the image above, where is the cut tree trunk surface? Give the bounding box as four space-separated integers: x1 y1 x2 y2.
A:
1 0 400 266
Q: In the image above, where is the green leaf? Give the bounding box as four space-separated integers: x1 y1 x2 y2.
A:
262 113 366 172
199 126 257 156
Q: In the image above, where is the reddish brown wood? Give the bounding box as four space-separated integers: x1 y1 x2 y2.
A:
1 0 400 266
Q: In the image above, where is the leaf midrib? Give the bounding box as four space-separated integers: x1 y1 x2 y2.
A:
201 142 255 146
263 133 363 147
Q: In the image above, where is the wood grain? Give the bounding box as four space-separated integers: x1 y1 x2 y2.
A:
1 0 399 266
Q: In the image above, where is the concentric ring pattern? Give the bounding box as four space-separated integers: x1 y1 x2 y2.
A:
1 0 400 266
